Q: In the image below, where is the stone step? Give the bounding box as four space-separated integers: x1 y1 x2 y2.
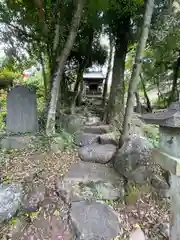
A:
83 124 110 134
78 143 116 164
75 133 99 147
85 116 101 126
98 132 118 145
56 161 124 202
75 131 118 147
71 200 121 240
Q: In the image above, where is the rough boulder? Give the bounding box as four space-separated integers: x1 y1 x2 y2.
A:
78 143 116 164
113 135 155 184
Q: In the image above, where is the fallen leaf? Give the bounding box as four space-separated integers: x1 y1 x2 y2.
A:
54 209 60 217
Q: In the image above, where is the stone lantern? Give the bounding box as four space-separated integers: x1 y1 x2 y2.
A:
141 102 180 240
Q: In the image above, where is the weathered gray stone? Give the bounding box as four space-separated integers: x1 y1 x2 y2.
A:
113 135 154 184
56 161 124 201
75 133 99 147
11 190 73 240
129 227 145 240
83 125 110 134
70 200 120 240
6 86 38 133
0 135 36 149
78 143 116 164
0 183 22 223
98 132 118 145
141 102 180 238
130 115 145 136
141 102 180 127
86 116 101 126
58 113 86 134
22 184 46 213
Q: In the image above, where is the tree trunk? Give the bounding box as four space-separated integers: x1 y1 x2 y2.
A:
168 0 173 13
140 74 152 112
119 0 154 147
168 53 180 104
70 63 85 113
105 17 130 127
70 27 94 113
134 91 141 113
40 52 48 101
102 32 114 111
33 0 48 34
77 77 84 105
46 0 84 136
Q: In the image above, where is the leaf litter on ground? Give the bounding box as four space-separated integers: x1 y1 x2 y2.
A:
0 149 78 189
0 149 170 239
113 191 170 239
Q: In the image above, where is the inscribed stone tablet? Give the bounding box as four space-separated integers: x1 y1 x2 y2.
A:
6 86 38 133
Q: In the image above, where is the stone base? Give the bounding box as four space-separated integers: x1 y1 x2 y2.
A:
0 135 37 149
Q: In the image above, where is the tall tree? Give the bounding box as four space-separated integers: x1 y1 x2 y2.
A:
105 17 131 125
119 0 154 147
46 0 84 135
168 50 180 103
102 31 114 112
103 0 145 127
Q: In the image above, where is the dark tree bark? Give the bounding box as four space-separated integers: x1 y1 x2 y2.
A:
168 51 180 104
105 17 130 127
70 61 85 113
40 52 48 101
134 91 141 113
140 74 152 112
70 27 94 112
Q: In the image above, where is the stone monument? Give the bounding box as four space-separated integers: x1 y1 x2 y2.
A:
6 85 38 133
0 86 39 149
141 102 180 240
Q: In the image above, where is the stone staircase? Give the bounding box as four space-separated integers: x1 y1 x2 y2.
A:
55 117 124 239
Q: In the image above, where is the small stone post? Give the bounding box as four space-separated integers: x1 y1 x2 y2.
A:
141 102 180 240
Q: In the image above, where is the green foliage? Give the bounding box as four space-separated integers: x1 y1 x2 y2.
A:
124 183 152 205
58 129 74 149
140 10 180 104
0 110 5 131
24 72 46 112
0 67 20 81
143 125 159 148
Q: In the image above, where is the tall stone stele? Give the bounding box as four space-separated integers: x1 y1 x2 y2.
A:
1 86 39 149
141 102 180 240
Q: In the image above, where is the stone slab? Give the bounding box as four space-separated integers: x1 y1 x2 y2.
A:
64 161 121 183
75 133 99 147
83 125 110 134
6 86 38 133
71 200 120 240
78 143 116 164
98 132 118 145
57 162 124 201
0 135 37 149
